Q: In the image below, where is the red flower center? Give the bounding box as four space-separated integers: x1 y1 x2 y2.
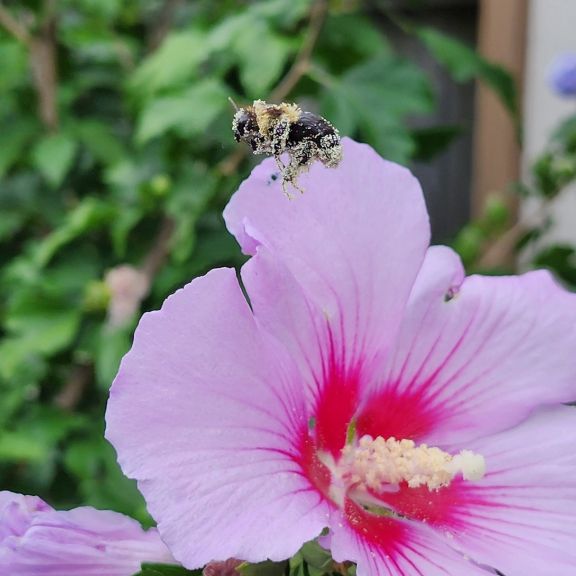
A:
299 361 485 531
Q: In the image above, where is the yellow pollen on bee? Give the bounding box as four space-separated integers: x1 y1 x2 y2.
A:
340 435 486 492
253 99 301 135
277 102 302 122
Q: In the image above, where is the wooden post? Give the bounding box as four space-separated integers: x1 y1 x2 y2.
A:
472 0 527 220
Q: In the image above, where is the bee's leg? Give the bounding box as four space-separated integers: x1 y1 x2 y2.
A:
283 160 305 195
278 160 301 199
289 179 305 195
283 141 314 194
281 179 295 200
273 120 290 156
274 155 289 193
274 155 293 198
295 141 315 171
275 155 286 172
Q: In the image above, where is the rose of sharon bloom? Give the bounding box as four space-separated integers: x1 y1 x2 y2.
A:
106 139 576 576
550 53 576 96
0 491 173 575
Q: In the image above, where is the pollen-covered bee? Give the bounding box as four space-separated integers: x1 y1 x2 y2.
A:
231 99 342 194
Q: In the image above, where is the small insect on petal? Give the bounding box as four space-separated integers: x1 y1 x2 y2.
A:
231 99 343 195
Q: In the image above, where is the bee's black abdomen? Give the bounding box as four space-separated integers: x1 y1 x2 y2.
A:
287 112 337 147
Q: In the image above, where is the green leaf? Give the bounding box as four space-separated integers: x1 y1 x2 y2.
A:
552 113 576 151
0 431 46 462
166 164 218 262
533 151 576 198
0 380 40 429
22 407 87 443
136 80 229 144
0 38 28 92
417 27 518 116
0 336 47 382
62 0 123 21
0 407 84 464
205 7 298 93
206 13 252 53
31 132 78 187
110 206 144 257
240 561 288 576
2 259 94 362
64 434 150 522
152 227 243 301
516 226 543 253
0 120 38 177
318 14 391 72
94 324 133 390
410 125 462 161
247 0 311 27
236 23 293 96
479 196 509 235
4 295 81 358
299 541 333 570
34 197 113 267
0 211 24 242
533 245 576 289
133 564 201 576
452 224 485 268
74 120 126 166
130 31 209 97
104 148 169 255
321 56 433 162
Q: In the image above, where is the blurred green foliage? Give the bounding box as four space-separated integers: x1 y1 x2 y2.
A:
453 113 576 281
521 115 576 286
0 0 516 521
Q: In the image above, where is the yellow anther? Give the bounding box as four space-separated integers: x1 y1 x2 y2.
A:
339 435 485 492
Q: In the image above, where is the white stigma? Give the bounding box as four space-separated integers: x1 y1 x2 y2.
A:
339 435 486 492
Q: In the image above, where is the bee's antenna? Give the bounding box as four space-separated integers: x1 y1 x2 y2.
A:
228 97 240 112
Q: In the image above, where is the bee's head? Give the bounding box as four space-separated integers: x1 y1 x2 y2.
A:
232 108 259 144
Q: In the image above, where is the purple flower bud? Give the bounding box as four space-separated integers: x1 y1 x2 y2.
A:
0 491 174 575
105 265 150 328
550 53 576 96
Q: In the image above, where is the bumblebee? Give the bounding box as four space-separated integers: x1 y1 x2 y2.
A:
232 99 342 193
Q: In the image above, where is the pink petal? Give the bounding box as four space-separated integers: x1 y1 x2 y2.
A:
240 248 324 406
0 493 50 541
328 500 490 576
360 246 576 444
355 246 463 441
105 268 331 569
434 406 576 574
0 494 172 576
242 249 362 456
224 138 430 375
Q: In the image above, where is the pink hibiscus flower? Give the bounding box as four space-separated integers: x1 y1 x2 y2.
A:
0 491 174 574
106 139 576 576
